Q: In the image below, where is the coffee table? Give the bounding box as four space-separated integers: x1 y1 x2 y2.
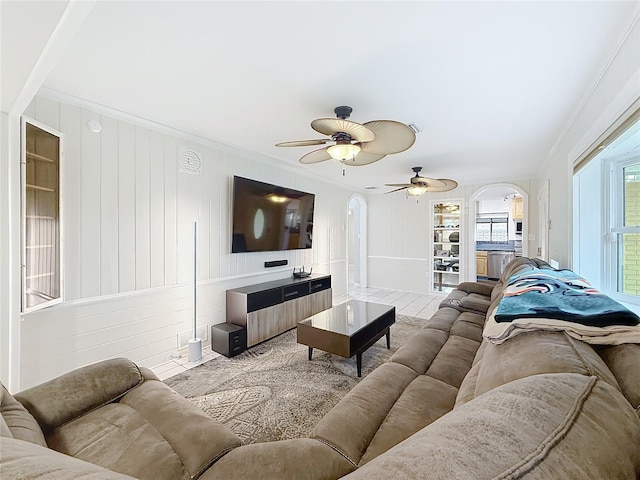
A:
297 300 396 377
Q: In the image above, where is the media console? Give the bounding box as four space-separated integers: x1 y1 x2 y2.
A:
226 273 332 347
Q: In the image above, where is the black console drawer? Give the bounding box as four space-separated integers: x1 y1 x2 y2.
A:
247 287 283 313
310 276 331 293
283 283 309 301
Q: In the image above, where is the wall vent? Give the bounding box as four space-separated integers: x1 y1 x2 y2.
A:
178 325 208 349
179 147 202 175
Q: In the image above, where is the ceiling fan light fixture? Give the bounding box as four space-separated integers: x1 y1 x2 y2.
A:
407 185 428 196
328 143 361 161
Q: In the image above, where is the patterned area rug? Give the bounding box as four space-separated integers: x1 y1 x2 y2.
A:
164 314 428 444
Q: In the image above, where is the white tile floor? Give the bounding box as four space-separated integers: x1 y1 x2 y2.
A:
151 286 446 381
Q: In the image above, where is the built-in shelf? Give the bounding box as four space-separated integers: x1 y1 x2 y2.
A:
26 184 55 192
432 200 463 293
27 152 56 163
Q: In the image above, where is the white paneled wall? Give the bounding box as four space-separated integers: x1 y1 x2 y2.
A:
19 96 351 388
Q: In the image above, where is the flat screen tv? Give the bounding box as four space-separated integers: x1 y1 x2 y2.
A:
231 176 315 253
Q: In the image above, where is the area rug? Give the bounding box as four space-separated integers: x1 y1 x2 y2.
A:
164 314 428 444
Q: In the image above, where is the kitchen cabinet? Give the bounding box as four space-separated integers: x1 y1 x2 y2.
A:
512 197 523 219
432 200 463 293
476 251 488 277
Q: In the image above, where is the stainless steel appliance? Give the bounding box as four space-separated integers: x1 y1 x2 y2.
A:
487 251 515 279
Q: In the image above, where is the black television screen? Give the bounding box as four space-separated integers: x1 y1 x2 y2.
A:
231 176 315 253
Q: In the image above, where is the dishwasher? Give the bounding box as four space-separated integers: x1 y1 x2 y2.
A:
487 251 515 279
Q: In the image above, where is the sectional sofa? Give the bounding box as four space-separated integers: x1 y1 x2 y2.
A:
2 257 639 479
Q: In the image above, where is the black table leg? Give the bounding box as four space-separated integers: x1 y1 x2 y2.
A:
386 328 391 349
308 346 313 361
356 352 362 377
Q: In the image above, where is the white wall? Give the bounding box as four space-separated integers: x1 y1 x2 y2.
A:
15 95 352 389
540 15 640 268
367 180 534 293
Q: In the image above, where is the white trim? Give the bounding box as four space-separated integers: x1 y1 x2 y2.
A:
368 255 429 262
20 259 347 317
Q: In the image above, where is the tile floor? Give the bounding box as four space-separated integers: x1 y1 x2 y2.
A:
151 286 446 381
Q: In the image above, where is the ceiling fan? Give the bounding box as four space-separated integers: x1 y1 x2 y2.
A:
385 167 458 196
276 106 416 166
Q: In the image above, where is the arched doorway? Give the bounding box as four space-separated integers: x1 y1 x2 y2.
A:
468 184 529 281
347 195 368 292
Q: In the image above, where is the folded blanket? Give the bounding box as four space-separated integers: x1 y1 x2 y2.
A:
495 269 639 327
483 312 640 345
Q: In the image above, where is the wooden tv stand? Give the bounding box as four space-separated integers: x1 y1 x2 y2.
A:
226 274 332 347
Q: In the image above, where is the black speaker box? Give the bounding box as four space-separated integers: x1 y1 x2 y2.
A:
265 259 288 268
211 323 246 357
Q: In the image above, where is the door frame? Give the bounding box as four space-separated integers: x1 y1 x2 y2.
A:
346 194 368 290
467 183 529 281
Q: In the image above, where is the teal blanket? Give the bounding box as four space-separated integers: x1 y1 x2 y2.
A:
495 269 639 327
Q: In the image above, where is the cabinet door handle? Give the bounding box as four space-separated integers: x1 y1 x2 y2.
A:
285 290 298 298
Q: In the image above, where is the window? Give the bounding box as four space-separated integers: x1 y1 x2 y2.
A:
573 113 639 309
609 158 640 300
475 216 508 242
21 118 63 312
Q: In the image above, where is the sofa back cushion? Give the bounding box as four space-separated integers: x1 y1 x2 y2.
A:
339 373 640 480
15 358 144 433
599 343 640 414
45 379 241 480
0 384 47 447
456 330 622 404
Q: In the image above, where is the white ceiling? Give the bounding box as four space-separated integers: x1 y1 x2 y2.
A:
42 1 637 192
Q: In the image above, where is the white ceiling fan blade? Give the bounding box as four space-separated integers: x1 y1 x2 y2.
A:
299 146 332 164
276 139 329 147
384 183 412 187
360 120 416 155
311 118 375 143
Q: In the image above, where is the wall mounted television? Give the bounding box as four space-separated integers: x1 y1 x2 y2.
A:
231 176 315 253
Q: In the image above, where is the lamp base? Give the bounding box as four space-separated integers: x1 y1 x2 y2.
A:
188 338 202 363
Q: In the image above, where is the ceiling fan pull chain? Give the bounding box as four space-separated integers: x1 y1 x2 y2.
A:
342 169 346 176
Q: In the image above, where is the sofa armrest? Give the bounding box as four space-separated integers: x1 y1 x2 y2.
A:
455 282 494 297
15 358 144 433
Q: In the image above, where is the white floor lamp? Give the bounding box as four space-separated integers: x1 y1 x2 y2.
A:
188 221 202 363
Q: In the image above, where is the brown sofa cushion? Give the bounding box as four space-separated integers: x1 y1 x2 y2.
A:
471 330 621 399
15 358 144 433
340 373 640 479
598 343 640 413
1 436 136 479
1 384 47 447
199 438 355 480
46 380 241 480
